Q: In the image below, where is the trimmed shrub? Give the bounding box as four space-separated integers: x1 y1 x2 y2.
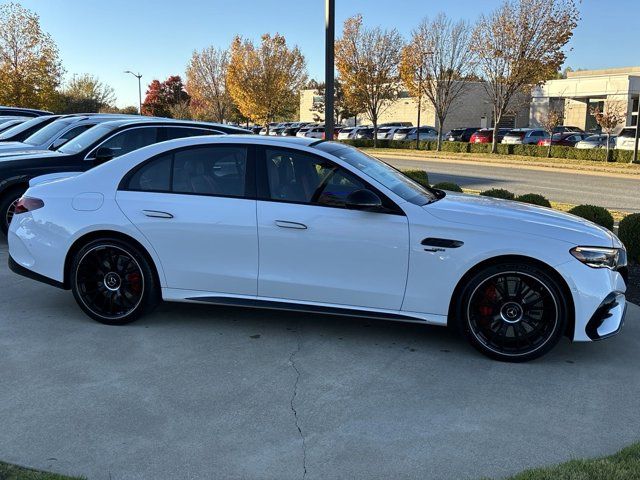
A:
480 188 515 200
567 204 615 230
432 181 463 192
618 213 640 263
515 193 552 207
402 169 429 187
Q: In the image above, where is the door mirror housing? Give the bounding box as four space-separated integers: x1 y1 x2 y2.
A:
93 147 116 164
345 189 383 211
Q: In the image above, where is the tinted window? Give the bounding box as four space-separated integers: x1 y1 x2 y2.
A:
164 126 219 140
58 125 114 154
126 154 172 192
54 124 94 148
265 148 366 207
96 127 159 158
173 146 247 197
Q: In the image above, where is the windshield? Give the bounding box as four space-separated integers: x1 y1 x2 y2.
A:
23 119 76 146
0 116 53 140
57 124 114 154
314 142 438 206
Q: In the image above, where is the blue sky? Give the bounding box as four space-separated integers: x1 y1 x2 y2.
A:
4 0 638 107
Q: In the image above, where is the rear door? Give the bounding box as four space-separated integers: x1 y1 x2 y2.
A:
116 144 258 294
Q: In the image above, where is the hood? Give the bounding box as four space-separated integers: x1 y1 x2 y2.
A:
426 192 616 247
0 142 41 155
0 150 65 165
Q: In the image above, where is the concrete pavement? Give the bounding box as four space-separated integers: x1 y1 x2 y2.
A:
381 155 640 213
0 239 639 480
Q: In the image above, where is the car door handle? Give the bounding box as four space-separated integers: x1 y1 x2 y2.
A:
142 210 173 219
275 220 307 230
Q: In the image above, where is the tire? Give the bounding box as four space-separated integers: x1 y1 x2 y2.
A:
71 238 160 325
0 186 26 236
455 262 567 362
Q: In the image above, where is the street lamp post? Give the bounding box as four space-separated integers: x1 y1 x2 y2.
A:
633 94 639 164
124 70 143 115
325 0 335 140
416 65 423 150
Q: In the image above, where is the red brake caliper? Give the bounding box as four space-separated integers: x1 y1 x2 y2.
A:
478 284 497 317
126 273 142 294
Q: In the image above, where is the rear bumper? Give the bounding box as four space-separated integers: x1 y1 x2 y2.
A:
8 254 65 289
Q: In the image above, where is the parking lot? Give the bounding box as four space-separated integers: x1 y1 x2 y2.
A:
1 239 639 480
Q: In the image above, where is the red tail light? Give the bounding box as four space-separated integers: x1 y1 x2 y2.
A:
14 196 44 215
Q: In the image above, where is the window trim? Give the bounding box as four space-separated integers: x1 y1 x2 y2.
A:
255 145 405 216
118 143 257 200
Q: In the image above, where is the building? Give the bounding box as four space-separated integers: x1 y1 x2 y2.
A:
299 82 530 131
530 66 640 132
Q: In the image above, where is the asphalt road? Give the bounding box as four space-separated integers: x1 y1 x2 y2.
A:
380 155 640 213
1 240 639 480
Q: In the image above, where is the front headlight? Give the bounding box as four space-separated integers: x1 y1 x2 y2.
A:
570 246 625 270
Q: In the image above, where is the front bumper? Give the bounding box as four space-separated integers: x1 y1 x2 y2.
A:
585 292 627 340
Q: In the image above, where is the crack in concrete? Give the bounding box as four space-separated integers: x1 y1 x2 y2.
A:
288 327 307 480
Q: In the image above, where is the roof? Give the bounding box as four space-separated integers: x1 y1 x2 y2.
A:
566 66 640 78
86 118 252 133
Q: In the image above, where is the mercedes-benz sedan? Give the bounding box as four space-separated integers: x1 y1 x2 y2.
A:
8 137 627 362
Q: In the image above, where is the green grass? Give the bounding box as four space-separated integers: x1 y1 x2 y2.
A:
484 443 640 480
0 462 84 480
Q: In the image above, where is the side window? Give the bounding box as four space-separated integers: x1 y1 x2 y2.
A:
164 127 220 140
125 154 172 192
173 146 247 197
56 124 93 145
98 127 159 158
264 148 366 208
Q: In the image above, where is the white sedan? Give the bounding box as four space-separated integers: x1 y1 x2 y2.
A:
8 136 627 361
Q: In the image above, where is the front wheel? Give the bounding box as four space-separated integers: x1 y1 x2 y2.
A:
456 263 568 362
71 238 159 325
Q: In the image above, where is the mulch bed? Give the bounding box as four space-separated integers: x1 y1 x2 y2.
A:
627 263 640 306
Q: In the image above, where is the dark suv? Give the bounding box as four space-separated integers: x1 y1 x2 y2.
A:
446 127 480 142
0 118 249 234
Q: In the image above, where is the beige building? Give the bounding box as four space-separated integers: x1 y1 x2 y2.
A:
299 82 530 131
530 66 640 132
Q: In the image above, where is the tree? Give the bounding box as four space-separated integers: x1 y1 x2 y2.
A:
336 15 404 146
400 14 475 151
590 104 626 162
0 2 63 110
186 46 232 122
227 33 307 132
310 79 359 124
141 75 190 117
99 105 138 115
538 109 563 157
471 0 579 153
59 73 116 113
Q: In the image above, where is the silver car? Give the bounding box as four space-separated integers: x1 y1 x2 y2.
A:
0 114 138 157
392 126 438 141
575 134 617 149
501 128 547 145
616 127 638 151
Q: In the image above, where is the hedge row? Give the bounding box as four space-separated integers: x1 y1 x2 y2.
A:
401 169 640 262
342 139 637 163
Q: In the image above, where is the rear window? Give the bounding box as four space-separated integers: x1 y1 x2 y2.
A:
449 129 464 135
619 128 636 138
396 128 412 133
506 130 526 138
378 127 391 133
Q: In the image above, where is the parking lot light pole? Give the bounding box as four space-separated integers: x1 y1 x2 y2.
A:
325 0 335 140
633 94 639 164
124 70 143 115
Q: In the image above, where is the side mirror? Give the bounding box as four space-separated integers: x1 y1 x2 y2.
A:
50 138 67 150
345 189 382 211
93 147 116 164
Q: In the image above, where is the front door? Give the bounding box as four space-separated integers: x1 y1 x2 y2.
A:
256 146 409 310
116 144 258 295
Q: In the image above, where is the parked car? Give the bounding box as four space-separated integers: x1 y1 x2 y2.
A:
337 125 369 140
8 136 627 362
501 128 547 145
299 126 325 139
469 128 512 144
0 114 140 157
0 118 249 235
0 115 63 143
376 126 404 140
446 128 480 142
259 123 279 135
616 127 638 150
393 126 438 141
248 125 263 134
575 134 617 149
537 132 591 147
354 127 375 140
0 106 52 117
269 127 286 136
379 122 413 127
0 118 26 134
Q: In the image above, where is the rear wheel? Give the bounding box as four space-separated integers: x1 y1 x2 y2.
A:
71 238 159 325
0 186 26 236
456 263 567 362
